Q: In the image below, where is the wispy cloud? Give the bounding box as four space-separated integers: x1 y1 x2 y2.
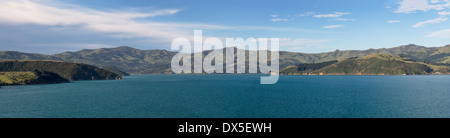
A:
271 18 289 22
431 0 441 4
30 43 117 49
270 14 280 18
438 11 450 15
332 18 356 21
387 20 401 23
323 24 345 29
412 17 448 27
297 12 315 17
395 0 450 13
0 0 196 43
0 0 337 53
313 12 351 18
0 0 323 44
427 29 450 38
270 14 289 22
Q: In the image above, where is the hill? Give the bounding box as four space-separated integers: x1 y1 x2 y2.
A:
279 44 450 68
1 44 450 74
281 54 450 75
0 60 122 81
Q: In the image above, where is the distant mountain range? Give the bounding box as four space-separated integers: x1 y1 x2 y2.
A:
0 46 176 74
0 44 449 74
281 54 450 75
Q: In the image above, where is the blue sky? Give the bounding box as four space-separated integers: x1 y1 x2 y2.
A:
0 0 449 54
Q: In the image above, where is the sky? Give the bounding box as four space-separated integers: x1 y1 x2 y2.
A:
0 0 449 54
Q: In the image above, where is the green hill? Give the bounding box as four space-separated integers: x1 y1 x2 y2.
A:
281 54 450 75
0 60 122 81
279 44 450 68
48 46 176 74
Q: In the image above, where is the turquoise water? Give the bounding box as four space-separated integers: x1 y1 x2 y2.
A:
1 75 450 118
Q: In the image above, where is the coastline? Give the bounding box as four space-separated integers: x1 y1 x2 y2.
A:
279 72 450 76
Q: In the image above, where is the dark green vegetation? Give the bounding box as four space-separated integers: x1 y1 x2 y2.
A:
1 44 450 74
281 54 450 75
0 60 122 84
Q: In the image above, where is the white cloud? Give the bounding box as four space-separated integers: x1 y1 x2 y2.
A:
313 12 351 18
227 26 326 33
438 11 450 15
323 25 345 29
271 18 289 22
427 29 450 38
270 14 279 17
387 20 401 23
395 0 450 13
333 18 356 21
412 17 448 27
431 0 442 3
335 12 352 15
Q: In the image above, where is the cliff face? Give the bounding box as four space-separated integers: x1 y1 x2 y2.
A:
0 60 122 81
31 70 71 84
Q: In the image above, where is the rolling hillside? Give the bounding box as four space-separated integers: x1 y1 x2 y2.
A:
281 54 450 75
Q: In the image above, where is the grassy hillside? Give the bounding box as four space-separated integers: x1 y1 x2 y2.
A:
0 60 122 81
0 72 37 85
281 54 450 75
0 71 70 86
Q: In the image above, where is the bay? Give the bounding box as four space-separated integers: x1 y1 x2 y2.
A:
1 74 450 118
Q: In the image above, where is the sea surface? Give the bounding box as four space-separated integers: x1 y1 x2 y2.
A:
1 74 450 118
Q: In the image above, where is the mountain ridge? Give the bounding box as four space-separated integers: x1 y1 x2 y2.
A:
1 44 450 74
